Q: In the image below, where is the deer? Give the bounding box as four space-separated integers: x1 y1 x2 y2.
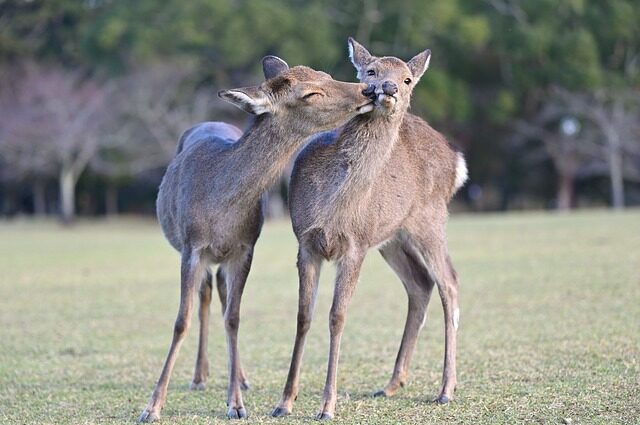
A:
138 55 375 422
271 38 468 420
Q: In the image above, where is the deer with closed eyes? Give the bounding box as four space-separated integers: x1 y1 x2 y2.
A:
138 55 375 422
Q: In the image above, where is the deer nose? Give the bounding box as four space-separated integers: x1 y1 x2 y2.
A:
362 83 376 99
382 81 398 96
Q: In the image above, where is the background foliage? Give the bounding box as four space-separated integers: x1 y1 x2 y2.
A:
0 0 639 219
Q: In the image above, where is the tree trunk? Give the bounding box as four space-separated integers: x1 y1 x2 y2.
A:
105 184 119 217
1 188 17 216
556 173 574 210
59 166 76 224
608 143 624 209
33 180 46 216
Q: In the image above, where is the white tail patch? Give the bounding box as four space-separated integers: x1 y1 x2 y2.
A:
453 308 460 331
454 153 468 192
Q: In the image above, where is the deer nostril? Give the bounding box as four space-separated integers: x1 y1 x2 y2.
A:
362 84 376 99
382 81 398 96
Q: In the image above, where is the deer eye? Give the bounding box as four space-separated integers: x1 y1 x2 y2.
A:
302 92 323 100
404 78 412 85
366 69 375 76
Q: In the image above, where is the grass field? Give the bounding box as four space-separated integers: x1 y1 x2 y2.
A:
0 210 639 424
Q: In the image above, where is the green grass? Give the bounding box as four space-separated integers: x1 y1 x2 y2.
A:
1 210 639 424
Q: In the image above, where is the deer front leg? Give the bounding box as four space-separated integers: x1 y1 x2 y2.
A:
191 270 213 390
221 248 254 419
215 267 250 390
317 249 365 420
139 249 204 422
272 247 322 417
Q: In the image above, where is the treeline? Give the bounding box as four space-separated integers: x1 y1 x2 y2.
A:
0 0 639 222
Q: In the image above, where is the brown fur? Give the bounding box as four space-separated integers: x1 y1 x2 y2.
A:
138 56 374 422
272 39 467 420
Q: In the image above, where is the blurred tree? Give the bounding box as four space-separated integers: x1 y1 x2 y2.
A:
0 66 57 215
1 0 639 215
90 62 217 215
80 0 340 80
555 88 640 208
513 101 605 210
0 62 112 223
481 0 639 208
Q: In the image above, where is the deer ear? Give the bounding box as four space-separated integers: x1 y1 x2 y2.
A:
218 86 271 115
348 37 373 79
406 49 431 83
262 55 289 80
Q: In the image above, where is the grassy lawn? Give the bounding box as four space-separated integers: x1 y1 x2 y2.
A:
0 210 638 424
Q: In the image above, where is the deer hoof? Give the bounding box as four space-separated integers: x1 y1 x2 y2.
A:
433 394 451 404
315 412 333 420
189 381 206 391
271 406 291 417
138 409 160 423
227 406 247 419
240 380 251 391
373 390 388 397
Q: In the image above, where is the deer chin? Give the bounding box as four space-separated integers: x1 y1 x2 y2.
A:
375 93 397 110
372 94 398 115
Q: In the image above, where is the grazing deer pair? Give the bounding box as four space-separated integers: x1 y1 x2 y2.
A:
139 39 466 422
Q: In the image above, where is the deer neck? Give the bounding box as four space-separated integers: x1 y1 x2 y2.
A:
228 114 305 205
333 111 404 198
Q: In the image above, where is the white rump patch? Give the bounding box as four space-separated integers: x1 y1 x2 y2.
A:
453 308 460 331
454 153 468 191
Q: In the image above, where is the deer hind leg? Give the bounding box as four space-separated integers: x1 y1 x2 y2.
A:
418 237 459 404
215 267 250 391
190 269 213 390
220 247 254 419
139 249 205 423
272 246 322 417
375 241 435 398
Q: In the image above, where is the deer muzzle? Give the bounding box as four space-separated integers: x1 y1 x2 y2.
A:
362 83 377 100
381 81 398 96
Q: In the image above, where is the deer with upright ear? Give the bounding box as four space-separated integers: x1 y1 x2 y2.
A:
272 38 467 420
138 56 374 422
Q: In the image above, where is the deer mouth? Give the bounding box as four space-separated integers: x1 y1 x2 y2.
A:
376 93 397 107
356 100 375 114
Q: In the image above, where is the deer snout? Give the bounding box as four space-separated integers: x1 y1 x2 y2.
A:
381 81 398 96
362 83 377 100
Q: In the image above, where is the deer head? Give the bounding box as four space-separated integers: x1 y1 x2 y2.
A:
348 37 431 116
219 56 374 135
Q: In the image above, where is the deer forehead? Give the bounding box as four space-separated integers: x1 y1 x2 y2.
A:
286 66 332 82
369 57 411 77
265 66 334 96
